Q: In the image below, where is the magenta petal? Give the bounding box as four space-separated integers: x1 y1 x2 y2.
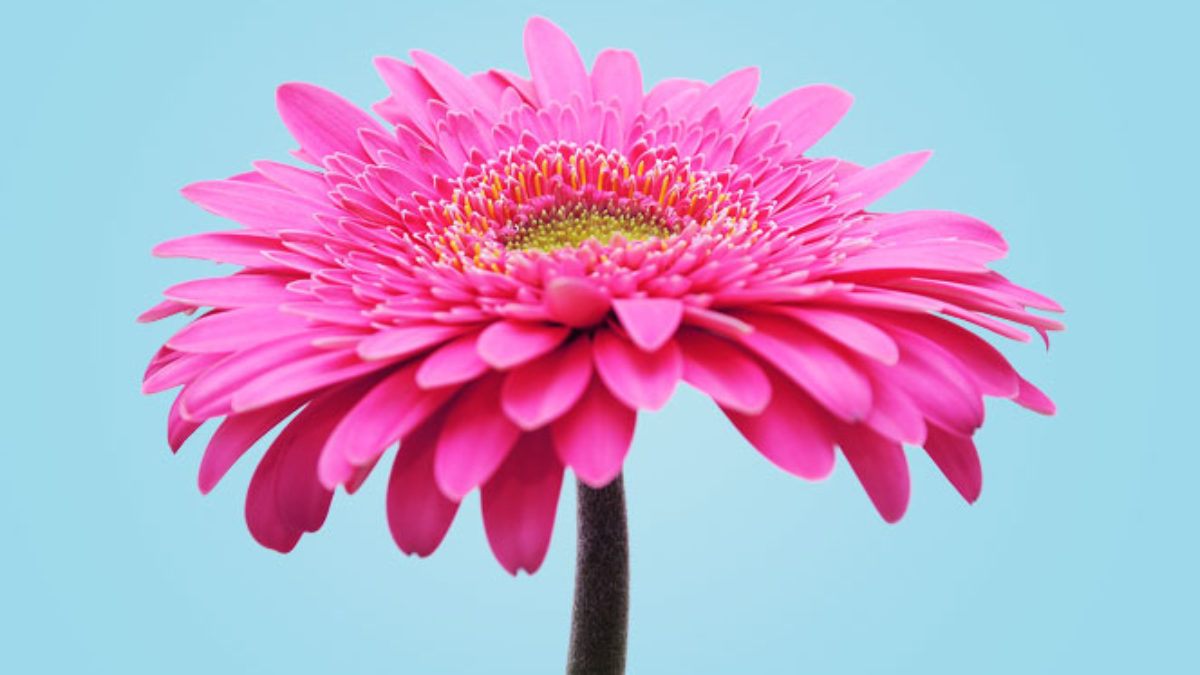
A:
544 277 611 327
687 66 759 121
357 324 470 361
780 307 898 365
724 371 835 480
199 397 303 494
524 17 591 105
387 410 460 557
612 297 684 352
754 84 853 154
319 362 458 489
415 330 489 388
839 425 910 523
409 50 498 118
244 447 301 553
551 376 636 487
164 274 298 309
501 336 593 430
592 329 681 411
276 82 382 162
481 430 564 575
591 49 642 135
739 313 873 423
476 320 570 370
434 375 522 499
167 306 311 353
923 425 982 503
677 329 771 415
834 151 933 214
167 394 202 453
180 180 328 232
1014 376 1056 415
230 349 388 414
152 231 280 267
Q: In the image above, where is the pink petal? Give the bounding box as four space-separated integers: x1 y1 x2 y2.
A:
833 151 932 214
738 313 873 423
481 430 564 575
923 425 982 503
839 424 910 523
409 50 498 118
753 84 853 154
276 82 382 162
319 362 458 488
687 67 759 121
230 349 389 414
434 375 522 499
387 410 460 557
167 394 202 452
501 336 593 430
1014 376 1056 415
677 329 771 415
591 49 642 136
137 299 196 324
152 231 280 267
544 277 612 327
724 371 835 480
180 180 329 232
524 17 590 105
166 306 312 353
592 329 681 411
476 320 570 370
356 324 470 361
244 446 300 553
612 297 684 352
551 376 636 487
780 307 899 365
415 330 489 388
142 352 223 395
164 274 299 309
200 397 303 494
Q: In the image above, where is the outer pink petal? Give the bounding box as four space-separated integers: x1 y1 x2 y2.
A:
724 371 836 480
592 329 681 411
677 329 771 415
230 349 389 413
199 396 304 494
551 376 636 487
780 307 899 365
687 66 759 121
164 274 299 309
1014 376 1056 415
501 336 593 430
524 17 591 105
481 430 564 575
753 84 853 154
319 362 458 489
839 424 910 523
415 330 489 388
357 324 471 361
276 82 382 162
152 231 281 267
476 320 569 370
434 375 522 499
923 424 983 503
739 313 873 423
387 410 460 557
180 180 328 232
612 297 684 352
833 151 932 214
591 49 642 135
166 306 312 353
409 50 498 118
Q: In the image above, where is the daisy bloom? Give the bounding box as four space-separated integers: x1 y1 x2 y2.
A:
141 16 1060 673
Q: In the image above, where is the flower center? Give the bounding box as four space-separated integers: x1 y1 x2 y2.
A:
506 204 671 252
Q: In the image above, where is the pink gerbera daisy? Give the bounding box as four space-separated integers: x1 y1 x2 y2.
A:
141 16 1060 672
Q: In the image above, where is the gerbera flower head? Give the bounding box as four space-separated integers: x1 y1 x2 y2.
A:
142 17 1061 575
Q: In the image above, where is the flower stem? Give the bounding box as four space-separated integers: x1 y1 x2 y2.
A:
566 475 629 675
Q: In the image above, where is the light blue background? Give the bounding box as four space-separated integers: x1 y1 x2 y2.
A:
4 1 1195 672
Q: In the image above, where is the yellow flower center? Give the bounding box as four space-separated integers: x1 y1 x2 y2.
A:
506 205 671 252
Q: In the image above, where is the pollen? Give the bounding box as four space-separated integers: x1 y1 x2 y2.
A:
507 204 671 252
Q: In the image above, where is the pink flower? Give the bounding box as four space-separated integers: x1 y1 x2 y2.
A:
142 17 1061 575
